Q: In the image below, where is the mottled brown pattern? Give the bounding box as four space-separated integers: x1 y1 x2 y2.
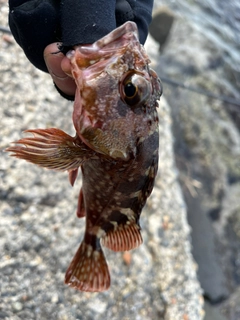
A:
7 22 162 292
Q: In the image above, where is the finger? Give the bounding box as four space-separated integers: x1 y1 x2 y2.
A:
44 43 76 97
61 55 73 77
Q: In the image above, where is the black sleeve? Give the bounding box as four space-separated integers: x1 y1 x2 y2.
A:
60 0 116 49
9 0 61 72
116 0 154 45
8 0 153 73
61 0 154 48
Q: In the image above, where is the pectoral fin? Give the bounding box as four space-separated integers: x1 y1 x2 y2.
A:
6 128 95 171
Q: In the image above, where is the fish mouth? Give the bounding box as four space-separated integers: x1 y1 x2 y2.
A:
68 21 142 79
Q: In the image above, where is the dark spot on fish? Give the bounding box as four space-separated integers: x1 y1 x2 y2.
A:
116 100 128 117
130 197 143 215
101 220 115 233
131 106 143 115
108 210 129 225
84 232 101 250
141 173 155 199
138 131 159 158
120 197 138 210
117 178 143 193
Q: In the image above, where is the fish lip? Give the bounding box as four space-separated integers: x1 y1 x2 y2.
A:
94 21 139 49
66 22 140 75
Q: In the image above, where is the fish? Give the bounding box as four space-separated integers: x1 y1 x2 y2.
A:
6 21 162 292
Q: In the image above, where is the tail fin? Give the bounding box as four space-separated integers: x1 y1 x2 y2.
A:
6 128 92 171
65 241 110 292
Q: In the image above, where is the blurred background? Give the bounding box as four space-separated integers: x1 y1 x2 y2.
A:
150 0 240 319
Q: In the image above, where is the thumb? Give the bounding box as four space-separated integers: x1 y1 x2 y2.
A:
44 43 76 97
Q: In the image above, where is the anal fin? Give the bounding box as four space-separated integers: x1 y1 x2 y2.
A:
101 223 142 252
65 241 110 292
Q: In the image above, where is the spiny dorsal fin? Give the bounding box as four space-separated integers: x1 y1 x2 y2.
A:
6 128 94 171
101 223 142 252
65 241 110 292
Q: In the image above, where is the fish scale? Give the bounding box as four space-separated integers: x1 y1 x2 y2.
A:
6 21 162 292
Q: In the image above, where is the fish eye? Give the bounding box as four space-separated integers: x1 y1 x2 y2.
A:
120 71 151 107
124 82 137 98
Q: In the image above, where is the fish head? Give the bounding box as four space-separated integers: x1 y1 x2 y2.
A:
68 21 162 160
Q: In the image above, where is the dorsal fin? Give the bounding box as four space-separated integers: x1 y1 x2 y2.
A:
101 223 142 252
65 241 110 292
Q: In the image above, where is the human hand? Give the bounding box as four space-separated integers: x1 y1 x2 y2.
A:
44 43 76 97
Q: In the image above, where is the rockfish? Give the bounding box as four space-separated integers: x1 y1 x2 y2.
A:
7 22 162 292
